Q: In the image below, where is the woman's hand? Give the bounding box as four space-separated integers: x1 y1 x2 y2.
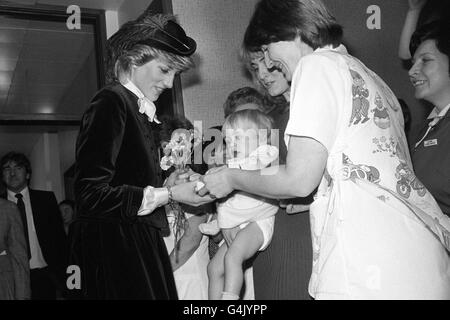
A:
164 169 184 187
198 166 235 199
171 181 215 206
165 168 198 187
408 0 426 11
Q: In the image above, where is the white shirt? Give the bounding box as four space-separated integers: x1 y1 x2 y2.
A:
427 102 450 120
7 187 48 269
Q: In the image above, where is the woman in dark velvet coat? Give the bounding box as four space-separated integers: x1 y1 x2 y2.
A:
69 13 207 300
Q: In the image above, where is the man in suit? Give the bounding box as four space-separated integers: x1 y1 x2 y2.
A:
1 152 68 300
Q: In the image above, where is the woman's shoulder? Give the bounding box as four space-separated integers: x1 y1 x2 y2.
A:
87 83 135 115
305 47 349 69
295 47 350 81
93 83 130 103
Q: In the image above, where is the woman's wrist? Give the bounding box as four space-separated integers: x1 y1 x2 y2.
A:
166 185 174 203
170 184 182 203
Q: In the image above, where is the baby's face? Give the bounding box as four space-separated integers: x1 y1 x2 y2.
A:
224 128 259 159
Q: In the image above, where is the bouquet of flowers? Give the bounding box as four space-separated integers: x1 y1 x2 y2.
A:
160 128 201 260
160 129 199 171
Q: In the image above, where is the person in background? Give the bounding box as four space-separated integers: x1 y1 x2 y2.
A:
399 0 428 61
0 198 30 300
398 0 450 61
1 152 67 300
223 87 266 118
59 200 75 235
409 20 450 218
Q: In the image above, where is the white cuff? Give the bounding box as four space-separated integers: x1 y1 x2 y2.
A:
138 186 169 216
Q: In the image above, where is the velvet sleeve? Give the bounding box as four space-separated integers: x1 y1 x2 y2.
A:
75 89 144 222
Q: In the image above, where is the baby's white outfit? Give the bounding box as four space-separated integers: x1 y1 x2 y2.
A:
199 145 279 251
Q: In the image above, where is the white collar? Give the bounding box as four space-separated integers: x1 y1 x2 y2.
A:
315 44 348 54
427 103 450 120
7 186 29 200
122 80 161 124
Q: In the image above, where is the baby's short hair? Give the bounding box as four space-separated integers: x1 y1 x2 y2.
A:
223 108 273 141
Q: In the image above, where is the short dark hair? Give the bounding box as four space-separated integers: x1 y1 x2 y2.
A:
158 115 194 143
410 20 450 73
223 87 265 118
244 0 343 51
1 152 32 178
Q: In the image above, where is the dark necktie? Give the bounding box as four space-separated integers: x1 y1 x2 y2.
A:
15 193 31 259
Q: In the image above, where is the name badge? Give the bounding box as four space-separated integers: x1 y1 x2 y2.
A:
424 139 438 147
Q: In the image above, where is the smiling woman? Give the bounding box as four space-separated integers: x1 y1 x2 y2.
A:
409 20 450 217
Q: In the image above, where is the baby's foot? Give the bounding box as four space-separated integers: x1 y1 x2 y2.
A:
198 220 220 236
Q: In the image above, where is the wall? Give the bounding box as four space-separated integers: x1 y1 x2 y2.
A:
172 0 257 130
52 9 120 201
105 10 119 38
117 0 152 26
29 133 64 201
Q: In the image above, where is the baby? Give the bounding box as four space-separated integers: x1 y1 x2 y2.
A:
199 109 279 300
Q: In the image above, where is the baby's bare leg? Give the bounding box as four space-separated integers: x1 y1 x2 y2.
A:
207 242 227 300
224 222 264 297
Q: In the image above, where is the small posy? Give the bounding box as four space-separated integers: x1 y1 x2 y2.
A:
160 129 198 171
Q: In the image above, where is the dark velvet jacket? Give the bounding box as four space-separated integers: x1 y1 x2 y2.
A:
70 84 177 299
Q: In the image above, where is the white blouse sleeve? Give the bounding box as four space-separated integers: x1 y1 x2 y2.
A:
285 53 347 152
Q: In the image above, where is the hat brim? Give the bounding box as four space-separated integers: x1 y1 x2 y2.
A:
137 36 196 57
